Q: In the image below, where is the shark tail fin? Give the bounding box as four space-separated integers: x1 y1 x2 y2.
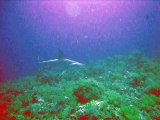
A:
58 49 65 60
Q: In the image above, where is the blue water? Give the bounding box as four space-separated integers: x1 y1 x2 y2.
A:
0 1 160 81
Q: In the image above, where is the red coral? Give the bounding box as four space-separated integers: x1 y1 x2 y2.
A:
24 110 32 116
150 89 160 97
22 101 29 108
0 93 4 99
147 89 160 97
11 109 19 114
74 88 91 104
0 103 7 114
92 116 98 120
78 115 89 120
78 115 98 120
0 103 8 119
38 111 45 114
8 116 17 120
3 96 12 103
6 89 24 97
32 97 38 103
153 116 160 120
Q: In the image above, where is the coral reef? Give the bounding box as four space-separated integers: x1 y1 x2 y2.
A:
0 52 160 119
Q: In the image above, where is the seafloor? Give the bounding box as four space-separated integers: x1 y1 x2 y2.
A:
0 52 160 120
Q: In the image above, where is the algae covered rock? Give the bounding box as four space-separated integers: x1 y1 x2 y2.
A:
73 79 104 104
1 53 160 119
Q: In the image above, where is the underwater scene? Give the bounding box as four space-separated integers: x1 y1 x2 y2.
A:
0 1 160 120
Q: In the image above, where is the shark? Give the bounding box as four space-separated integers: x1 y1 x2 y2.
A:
39 50 84 72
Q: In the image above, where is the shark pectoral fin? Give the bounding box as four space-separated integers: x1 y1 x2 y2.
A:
64 59 84 66
39 59 59 64
70 62 84 66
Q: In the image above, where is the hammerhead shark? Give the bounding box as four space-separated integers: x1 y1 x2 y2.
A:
39 50 84 72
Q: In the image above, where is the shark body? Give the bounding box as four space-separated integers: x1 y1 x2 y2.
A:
39 58 84 66
39 50 84 72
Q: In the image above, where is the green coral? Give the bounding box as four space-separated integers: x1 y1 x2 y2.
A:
120 105 141 120
140 95 160 110
103 90 122 107
110 72 124 80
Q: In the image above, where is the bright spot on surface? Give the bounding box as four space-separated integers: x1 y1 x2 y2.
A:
84 35 89 39
65 1 81 17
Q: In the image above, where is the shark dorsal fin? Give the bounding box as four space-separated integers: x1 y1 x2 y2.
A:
58 49 65 60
